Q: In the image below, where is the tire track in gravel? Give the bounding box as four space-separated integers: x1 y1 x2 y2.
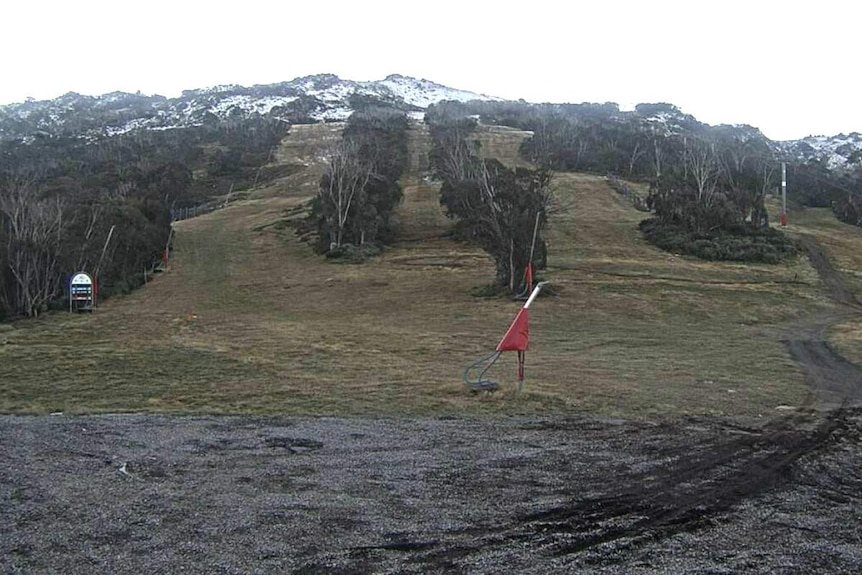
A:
395 236 862 569
393 409 860 570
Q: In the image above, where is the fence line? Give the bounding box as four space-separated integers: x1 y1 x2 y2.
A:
170 202 219 222
606 175 650 212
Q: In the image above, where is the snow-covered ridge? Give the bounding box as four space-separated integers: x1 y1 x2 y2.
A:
781 133 862 170
0 74 499 142
375 74 502 109
5 75 856 170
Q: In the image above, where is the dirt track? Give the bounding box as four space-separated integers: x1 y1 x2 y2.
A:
784 237 862 409
3 410 862 574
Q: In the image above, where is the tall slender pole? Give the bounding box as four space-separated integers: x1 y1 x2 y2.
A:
164 227 174 267
519 281 548 392
781 161 787 227
94 225 116 307
524 211 541 292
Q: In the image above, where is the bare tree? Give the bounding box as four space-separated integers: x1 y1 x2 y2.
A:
0 176 68 317
628 140 647 176
443 159 553 293
431 127 481 183
652 137 664 182
318 139 378 249
687 138 720 208
752 157 777 226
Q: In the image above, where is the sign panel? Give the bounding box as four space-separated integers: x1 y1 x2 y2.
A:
70 273 92 286
69 272 95 311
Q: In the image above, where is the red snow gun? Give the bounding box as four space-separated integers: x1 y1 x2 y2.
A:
463 281 549 392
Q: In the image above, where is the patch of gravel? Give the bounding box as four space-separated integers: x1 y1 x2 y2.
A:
1 410 861 574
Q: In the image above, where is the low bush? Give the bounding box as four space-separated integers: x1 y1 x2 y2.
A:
639 218 799 264
324 243 384 264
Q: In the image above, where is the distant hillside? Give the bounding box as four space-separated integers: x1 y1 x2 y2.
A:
0 74 499 143
2 73 861 173
781 132 862 170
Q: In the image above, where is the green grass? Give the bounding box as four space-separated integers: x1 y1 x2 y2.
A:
3 123 859 418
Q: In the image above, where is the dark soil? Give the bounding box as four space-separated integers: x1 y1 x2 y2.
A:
786 338 862 407
2 410 861 574
797 236 861 309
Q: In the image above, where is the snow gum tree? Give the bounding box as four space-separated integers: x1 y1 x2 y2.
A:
313 107 408 254
440 159 552 294
428 110 553 294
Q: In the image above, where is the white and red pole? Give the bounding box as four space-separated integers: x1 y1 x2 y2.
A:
497 281 548 391
523 281 547 310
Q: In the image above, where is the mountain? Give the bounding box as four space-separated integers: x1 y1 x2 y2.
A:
0 74 500 143
2 74 861 173
780 133 862 170
576 103 862 172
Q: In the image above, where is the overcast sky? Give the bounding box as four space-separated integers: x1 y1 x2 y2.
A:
2 0 858 141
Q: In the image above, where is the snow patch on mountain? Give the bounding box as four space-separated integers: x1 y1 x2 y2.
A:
782 133 862 170
313 106 353 122
376 74 501 108
210 94 298 118
0 74 498 142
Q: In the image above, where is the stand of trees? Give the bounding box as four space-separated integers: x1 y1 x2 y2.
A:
639 134 797 263
428 100 802 263
785 159 862 230
312 107 409 256
0 117 289 320
427 108 552 294
645 131 775 231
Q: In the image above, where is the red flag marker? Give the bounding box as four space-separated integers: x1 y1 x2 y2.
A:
497 308 530 352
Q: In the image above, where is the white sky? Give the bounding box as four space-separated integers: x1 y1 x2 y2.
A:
1 0 858 141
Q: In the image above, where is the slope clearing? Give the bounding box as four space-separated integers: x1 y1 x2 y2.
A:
2 122 861 417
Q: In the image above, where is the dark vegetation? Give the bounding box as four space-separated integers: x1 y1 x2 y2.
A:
426 106 551 294
425 101 862 263
5 83 862 317
0 117 288 319
789 158 862 228
310 106 409 258
639 220 798 263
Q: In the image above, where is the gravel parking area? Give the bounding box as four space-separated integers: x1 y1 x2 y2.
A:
2 410 861 574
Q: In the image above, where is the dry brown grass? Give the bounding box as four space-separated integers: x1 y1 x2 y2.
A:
4 122 855 418
785 204 862 364
473 125 534 168
784 204 862 301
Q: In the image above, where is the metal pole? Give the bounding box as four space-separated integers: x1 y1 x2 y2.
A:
519 282 548 392
164 227 174 266
94 225 116 307
526 212 540 290
524 281 549 310
781 161 787 226
518 350 526 392
95 225 116 278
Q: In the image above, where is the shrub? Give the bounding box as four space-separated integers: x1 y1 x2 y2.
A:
639 218 799 264
324 242 383 264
